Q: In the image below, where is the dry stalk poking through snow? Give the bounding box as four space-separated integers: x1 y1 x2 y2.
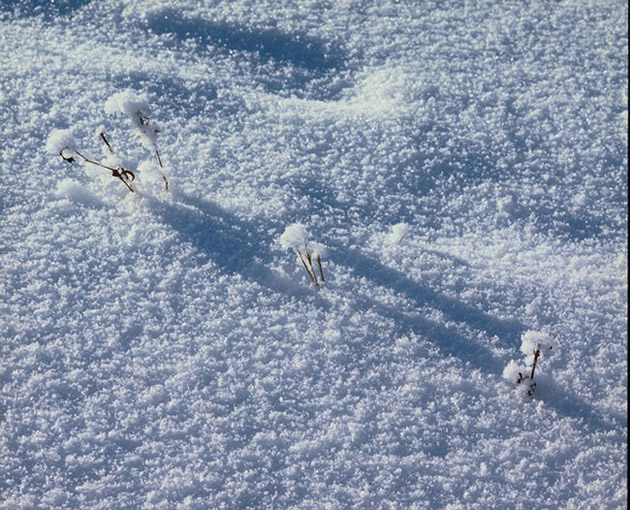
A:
503 330 555 396
279 223 326 287
105 90 169 191
47 129 136 192
47 90 169 194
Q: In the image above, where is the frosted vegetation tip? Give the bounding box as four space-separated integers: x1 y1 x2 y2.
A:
46 128 136 192
46 90 168 193
105 90 168 191
503 331 555 396
279 223 326 287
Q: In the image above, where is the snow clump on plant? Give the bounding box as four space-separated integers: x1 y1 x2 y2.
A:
388 222 409 244
279 223 326 286
105 90 156 149
46 129 79 157
105 90 168 190
503 330 555 396
279 223 308 252
46 128 136 193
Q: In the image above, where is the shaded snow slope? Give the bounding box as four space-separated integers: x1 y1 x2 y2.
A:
0 1 627 509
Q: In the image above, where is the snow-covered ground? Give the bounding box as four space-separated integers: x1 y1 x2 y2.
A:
0 1 627 508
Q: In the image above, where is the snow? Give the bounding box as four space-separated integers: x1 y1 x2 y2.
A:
520 329 554 357
137 160 168 190
0 0 627 509
105 90 160 151
278 223 308 252
54 178 104 208
45 129 78 155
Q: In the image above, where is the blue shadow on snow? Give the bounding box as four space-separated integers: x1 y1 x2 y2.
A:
143 9 350 100
150 192 526 375
145 9 344 72
145 192 305 298
149 193 622 431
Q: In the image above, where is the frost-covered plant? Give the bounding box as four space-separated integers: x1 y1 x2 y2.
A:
503 330 554 396
46 128 136 192
47 90 169 194
105 90 168 191
279 223 326 286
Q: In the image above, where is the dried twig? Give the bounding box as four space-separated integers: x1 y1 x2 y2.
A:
155 148 169 191
316 254 325 283
297 250 319 286
60 146 135 192
516 343 543 396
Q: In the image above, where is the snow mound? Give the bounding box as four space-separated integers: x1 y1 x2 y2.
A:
45 129 78 155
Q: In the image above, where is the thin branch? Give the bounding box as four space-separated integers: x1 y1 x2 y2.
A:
60 149 75 163
99 132 115 154
305 252 316 280
297 250 318 286
73 150 135 192
155 149 169 191
529 344 541 381
316 254 325 283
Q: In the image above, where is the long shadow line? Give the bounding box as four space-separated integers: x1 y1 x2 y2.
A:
151 193 523 369
533 375 627 432
145 192 307 299
149 193 623 432
332 247 528 348
351 292 506 375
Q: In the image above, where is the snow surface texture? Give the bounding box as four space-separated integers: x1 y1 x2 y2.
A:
0 1 627 509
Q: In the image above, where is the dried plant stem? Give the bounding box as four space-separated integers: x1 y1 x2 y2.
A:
529 344 541 381
316 254 325 282
103 130 167 191
516 344 542 396
305 252 321 286
136 113 168 191
99 132 114 153
297 250 319 286
155 148 169 191
73 149 135 192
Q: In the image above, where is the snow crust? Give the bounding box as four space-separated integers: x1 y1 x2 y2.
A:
0 1 627 509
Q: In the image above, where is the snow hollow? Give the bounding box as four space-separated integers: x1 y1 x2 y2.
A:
0 1 627 509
